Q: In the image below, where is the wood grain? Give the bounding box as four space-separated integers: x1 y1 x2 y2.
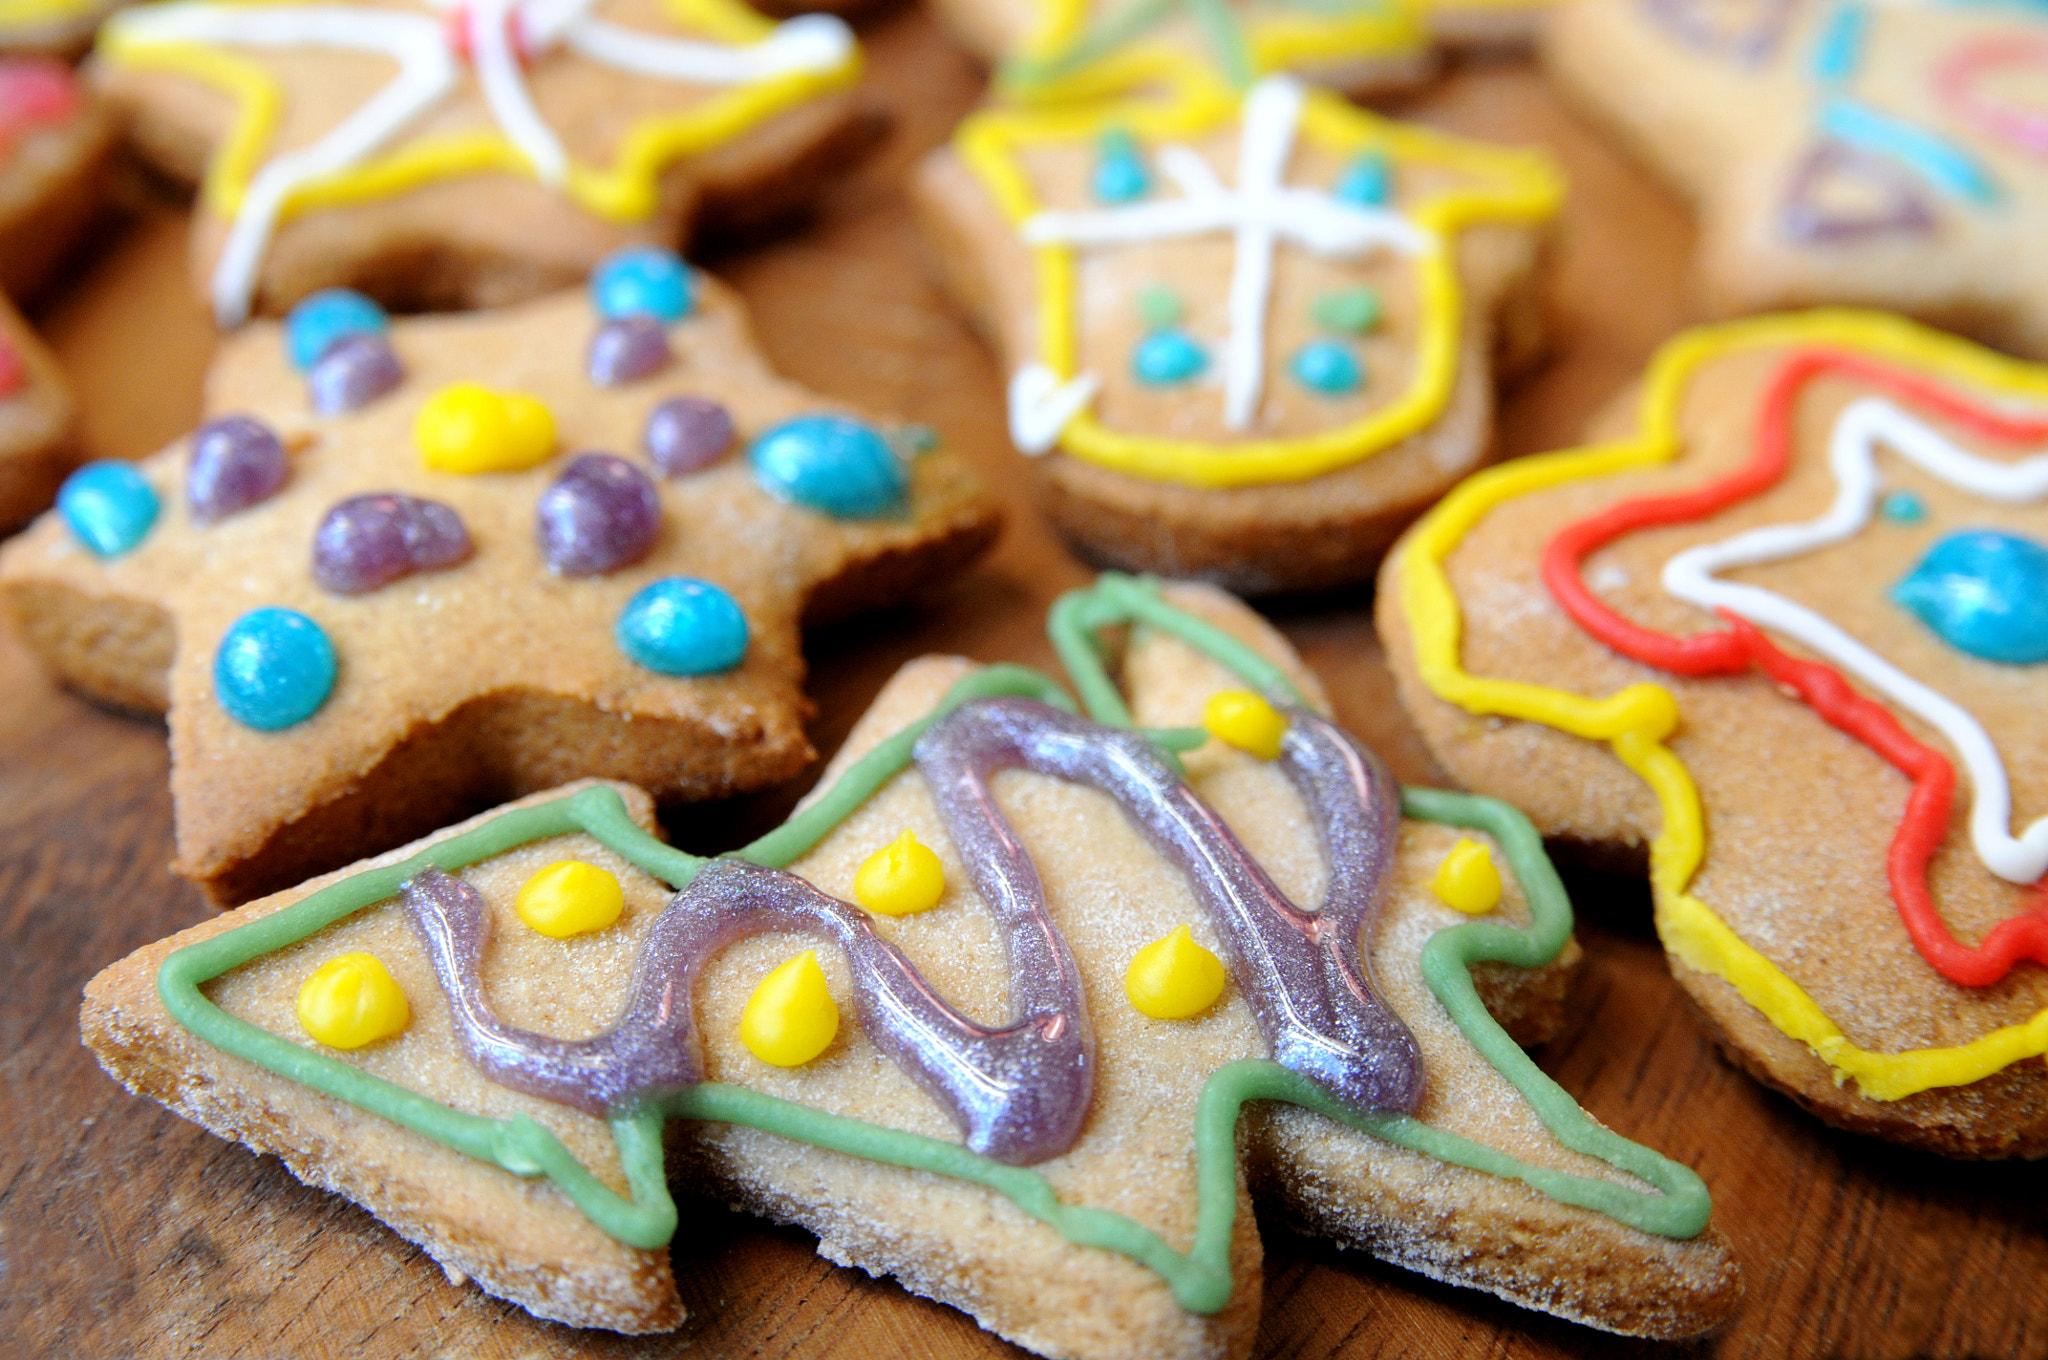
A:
4 9 2046 1358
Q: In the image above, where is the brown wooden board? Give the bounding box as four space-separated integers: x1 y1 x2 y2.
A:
4 8 2047 1358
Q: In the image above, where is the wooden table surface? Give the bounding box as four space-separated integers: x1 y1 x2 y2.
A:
5 9 2046 1359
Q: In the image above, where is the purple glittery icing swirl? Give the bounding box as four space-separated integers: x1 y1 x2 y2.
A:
308 333 405 415
588 316 672 387
312 492 472 594
402 696 1421 1165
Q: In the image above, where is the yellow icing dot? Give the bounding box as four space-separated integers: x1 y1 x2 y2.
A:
515 861 625 938
1432 838 1502 915
1202 690 1288 760
415 381 556 473
853 830 946 916
739 949 839 1067
296 952 410 1049
1125 925 1227 1020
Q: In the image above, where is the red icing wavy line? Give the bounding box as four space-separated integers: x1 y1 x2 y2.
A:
1541 347 2048 987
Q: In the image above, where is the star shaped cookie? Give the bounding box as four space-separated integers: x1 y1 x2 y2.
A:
0 257 999 905
94 0 870 324
1547 0 2048 359
916 71 1560 593
79 576 1738 1349
1378 311 2048 1155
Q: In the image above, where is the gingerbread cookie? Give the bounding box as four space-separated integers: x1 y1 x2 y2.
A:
1378 311 2048 1156
916 71 1559 594
1547 0 2048 360
0 56 116 301
0 250 998 904
81 575 1739 1347
0 291 74 531
92 0 872 326
0 0 125 58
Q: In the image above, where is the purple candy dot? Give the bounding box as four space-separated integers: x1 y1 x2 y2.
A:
587 316 672 387
536 453 661 577
188 415 289 524
313 492 473 595
644 396 735 476
308 333 405 415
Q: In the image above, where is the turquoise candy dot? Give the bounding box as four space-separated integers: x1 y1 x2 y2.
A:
591 247 695 323
1093 129 1150 204
617 577 749 675
1891 529 2048 665
1881 490 1927 524
1132 330 1206 385
1291 340 1363 395
58 461 159 557
214 607 337 730
286 289 388 371
1335 152 1392 207
750 415 907 517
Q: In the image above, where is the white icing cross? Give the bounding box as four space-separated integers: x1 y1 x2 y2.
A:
107 0 855 325
1662 396 2048 884
1014 75 1432 442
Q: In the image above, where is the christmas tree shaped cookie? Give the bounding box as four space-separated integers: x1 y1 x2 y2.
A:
0 249 998 903
82 575 1740 1349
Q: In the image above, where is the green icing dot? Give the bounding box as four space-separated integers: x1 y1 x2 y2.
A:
1136 283 1185 329
1312 287 1380 335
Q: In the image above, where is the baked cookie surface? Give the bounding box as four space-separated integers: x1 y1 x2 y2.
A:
0 56 116 301
1546 0 2048 359
80 576 1739 1349
0 261 999 904
0 292 74 531
1378 311 2048 1155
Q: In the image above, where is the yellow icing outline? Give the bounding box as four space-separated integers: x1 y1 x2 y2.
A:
1013 0 1425 87
1391 308 2048 1101
96 0 860 229
954 68 1562 488
0 0 109 28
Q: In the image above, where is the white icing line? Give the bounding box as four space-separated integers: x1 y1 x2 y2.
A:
564 11 854 82
1008 363 1101 454
1661 395 2048 884
469 0 568 186
1018 74 1430 434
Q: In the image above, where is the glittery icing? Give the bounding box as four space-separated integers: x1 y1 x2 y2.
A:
188 415 289 524
536 453 661 577
587 316 672 387
312 492 472 595
308 333 405 415
644 396 735 475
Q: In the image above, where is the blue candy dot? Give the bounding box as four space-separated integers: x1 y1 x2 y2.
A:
213 607 337 730
1335 152 1391 207
1132 330 1207 385
58 461 159 557
1291 340 1363 395
749 415 907 518
1891 529 2048 665
1881 490 1927 524
617 577 749 675
1093 130 1149 204
286 289 388 371
591 247 694 323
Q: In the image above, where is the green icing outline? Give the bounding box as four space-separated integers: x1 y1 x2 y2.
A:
155 573 1710 1313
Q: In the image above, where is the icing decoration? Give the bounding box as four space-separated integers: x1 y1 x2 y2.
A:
615 576 749 675
898 423 940 455
286 288 388 370
962 70 1561 485
739 950 840 1066
515 860 626 938
645 396 735 475
98 1 861 325
853 830 947 917
187 415 289 524
1807 0 1867 83
296 952 410 1048
1817 96 1998 206
308 333 405 414
1395 312 2048 1093
587 316 672 386
1135 281 1185 329
536 453 662 577
0 335 21 399
415 382 556 473
1892 529 2048 665
313 492 472 594
1639 0 1796 65
1936 35 2048 159
1334 150 1390 206
152 584 1711 1305
1093 127 1151 202
1780 139 1936 243
1291 339 1361 394
591 246 697 323
1126 925 1227 1019
1431 839 1500 915
748 414 907 517
1202 688 1286 759
213 605 337 730
1311 285 1379 334
0 58 78 160
1881 489 1927 523
58 462 160 558
1132 329 1207 384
